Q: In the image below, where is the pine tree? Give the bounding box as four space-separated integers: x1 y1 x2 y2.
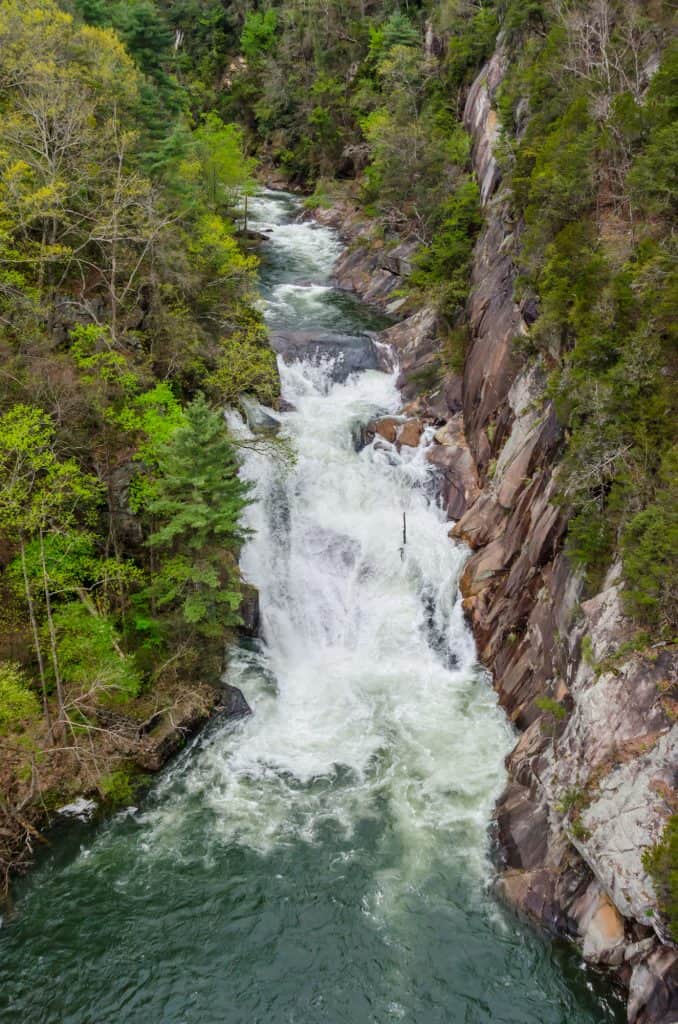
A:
147 394 252 638
148 394 251 552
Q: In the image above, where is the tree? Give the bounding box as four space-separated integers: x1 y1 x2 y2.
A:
0 404 100 734
0 662 40 732
240 9 278 64
146 395 252 639
192 113 256 216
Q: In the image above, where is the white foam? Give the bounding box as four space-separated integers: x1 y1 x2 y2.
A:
141 355 512 895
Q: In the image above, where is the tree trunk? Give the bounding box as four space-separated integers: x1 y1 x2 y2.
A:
19 537 52 736
38 528 65 736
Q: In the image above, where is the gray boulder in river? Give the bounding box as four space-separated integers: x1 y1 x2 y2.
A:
270 329 380 381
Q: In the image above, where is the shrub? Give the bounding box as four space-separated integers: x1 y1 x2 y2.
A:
535 695 567 721
621 449 678 629
98 766 148 806
0 662 40 731
643 815 678 942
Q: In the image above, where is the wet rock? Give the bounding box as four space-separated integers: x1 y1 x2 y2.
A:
450 492 506 549
460 537 508 598
361 416 424 450
625 937 658 966
239 394 281 434
371 416 400 443
376 307 439 393
497 865 587 937
270 329 380 381
217 684 251 720
453 46 678 1021
398 418 424 448
239 584 260 638
427 416 479 519
57 797 98 821
137 697 216 772
463 48 507 205
577 886 626 966
496 782 550 871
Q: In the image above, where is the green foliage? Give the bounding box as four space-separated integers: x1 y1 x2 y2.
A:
495 10 677 600
0 662 40 731
54 602 142 703
409 178 481 314
500 0 545 39
145 395 251 638
0 0 270 768
148 394 251 553
557 786 586 815
628 122 678 216
146 553 244 637
7 532 139 608
368 12 419 63
643 815 678 942
209 331 279 408
192 114 256 213
621 451 678 629
0 404 101 537
441 6 499 86
98 766 148 806
535 695 567 721
240 10 278 63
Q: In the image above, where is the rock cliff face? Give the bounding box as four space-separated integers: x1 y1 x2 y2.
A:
321 43 677 1024
458 50 677 1024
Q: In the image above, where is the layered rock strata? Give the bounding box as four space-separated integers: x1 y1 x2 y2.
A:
460 51 676 1024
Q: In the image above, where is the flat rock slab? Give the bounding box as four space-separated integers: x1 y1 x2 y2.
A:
270 330 380 381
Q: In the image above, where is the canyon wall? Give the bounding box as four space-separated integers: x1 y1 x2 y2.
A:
457 50 677 1024
321 46 677 1024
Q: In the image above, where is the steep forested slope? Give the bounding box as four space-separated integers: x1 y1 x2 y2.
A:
0 0 276 885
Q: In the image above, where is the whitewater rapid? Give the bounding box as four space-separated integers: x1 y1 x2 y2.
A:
145 191 512 886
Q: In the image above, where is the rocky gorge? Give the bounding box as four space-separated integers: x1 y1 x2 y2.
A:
307 46 678 1024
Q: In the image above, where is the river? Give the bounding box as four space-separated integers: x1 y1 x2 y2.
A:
0 190 624 1024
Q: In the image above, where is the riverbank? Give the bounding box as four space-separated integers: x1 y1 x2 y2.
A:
0 658 256 895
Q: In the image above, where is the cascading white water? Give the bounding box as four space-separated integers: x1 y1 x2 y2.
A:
145 190 512 885
145 355 511 891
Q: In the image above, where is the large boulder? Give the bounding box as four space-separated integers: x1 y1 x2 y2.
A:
361 416 425 450
427 415 480 519
270 329 380 381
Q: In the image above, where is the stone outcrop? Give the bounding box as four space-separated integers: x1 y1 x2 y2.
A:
313 200 417 314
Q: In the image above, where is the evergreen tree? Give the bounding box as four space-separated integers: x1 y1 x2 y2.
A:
147 395 252 638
